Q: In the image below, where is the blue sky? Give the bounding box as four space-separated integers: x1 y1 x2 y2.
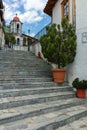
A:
3 0 51 37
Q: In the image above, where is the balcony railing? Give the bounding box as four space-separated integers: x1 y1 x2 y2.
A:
34 23 51 40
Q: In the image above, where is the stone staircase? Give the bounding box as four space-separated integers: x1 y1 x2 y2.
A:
0 50 87 130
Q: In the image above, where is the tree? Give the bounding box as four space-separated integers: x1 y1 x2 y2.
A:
5 33 16 48
40 18 77 68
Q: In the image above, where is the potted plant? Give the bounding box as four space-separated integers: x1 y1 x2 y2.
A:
39 18 77 83
72 78 87 98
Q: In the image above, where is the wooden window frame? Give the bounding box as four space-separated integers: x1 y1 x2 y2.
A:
61 0 70 21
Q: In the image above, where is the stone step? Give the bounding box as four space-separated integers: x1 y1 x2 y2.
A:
0 61 48 65
0 56 43 60
0 86 73 98
26 104 87 130
0 77 52 82
0 69 52 75
0 50 86 130
0 73 52 77
0 91 75 110
0 82 68 89
0 98 86 125
0 57 40 60
0 63 49 67
0 66 51 69
0 77 53 83
0 67 51 71
0 75 52 78
0 54 35 58
0 51 35 55
56 116 87 130
0 69 52 73
0 71 52 75
1 103 87 130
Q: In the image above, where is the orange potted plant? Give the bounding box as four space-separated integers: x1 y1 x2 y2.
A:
40 18 77 83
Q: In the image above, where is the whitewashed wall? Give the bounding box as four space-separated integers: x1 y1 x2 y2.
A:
0 28 5 48
2 33 5 47
52 0 87 85
68 0 87 85
15 36 23 46
30 42 41 57
13 46 28 51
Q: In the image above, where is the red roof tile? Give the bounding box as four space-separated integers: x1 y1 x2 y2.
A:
13 16 20 21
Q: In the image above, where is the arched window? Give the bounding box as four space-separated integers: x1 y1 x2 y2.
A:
17 38 20 45
17 24 20 33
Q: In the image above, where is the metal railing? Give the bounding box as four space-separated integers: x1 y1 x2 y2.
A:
34 23 51 40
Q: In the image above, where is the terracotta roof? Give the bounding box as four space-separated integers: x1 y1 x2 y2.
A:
13 16 20 21
44 0 57 16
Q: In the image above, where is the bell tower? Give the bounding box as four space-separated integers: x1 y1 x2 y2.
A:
10 14 23 45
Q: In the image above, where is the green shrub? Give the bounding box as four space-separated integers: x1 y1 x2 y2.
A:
72 78 87 89
40 18 77 68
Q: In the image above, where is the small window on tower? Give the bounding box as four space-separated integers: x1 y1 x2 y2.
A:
17 38 20 45
17 24 19 29
17 24 19 33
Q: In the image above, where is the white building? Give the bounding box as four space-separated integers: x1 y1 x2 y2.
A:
10 14 23 46
44 0 87 85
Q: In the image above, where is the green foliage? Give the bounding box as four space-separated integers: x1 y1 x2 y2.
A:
39 18 77 68
72 78 87 89
5 33 16 45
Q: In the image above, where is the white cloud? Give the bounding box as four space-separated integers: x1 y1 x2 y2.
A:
3 0 47 24
23 0 46 11
19 10 43 23
30 33 35 37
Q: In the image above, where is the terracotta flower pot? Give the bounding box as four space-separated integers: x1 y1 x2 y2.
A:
76 89 86 98
52 68 66 83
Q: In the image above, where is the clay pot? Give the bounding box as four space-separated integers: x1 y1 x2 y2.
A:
76 89 86 98
52 68 66 83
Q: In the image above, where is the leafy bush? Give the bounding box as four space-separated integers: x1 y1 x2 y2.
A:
72 78 87 89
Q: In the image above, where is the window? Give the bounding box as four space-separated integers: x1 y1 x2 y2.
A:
17 24 20 33
17 38 20 45
61 0 70 20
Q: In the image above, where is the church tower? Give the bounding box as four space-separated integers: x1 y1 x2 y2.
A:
10 14 23 46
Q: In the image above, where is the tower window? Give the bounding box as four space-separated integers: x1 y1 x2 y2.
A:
17 24 20 33
17 24 19 29
17 38 20 45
